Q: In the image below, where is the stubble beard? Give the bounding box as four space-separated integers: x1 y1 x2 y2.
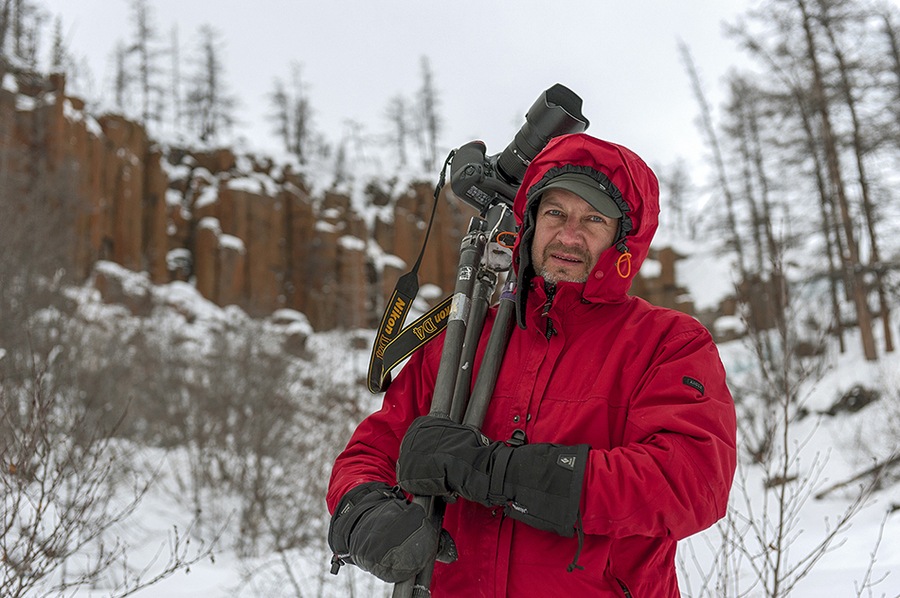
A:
536 242 593 284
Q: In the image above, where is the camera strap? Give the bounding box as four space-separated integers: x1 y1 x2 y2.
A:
366 152 456 394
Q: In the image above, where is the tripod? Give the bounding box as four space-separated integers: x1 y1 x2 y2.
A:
391 200 518 598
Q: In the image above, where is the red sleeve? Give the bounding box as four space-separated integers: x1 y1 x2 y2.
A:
580 327 737 540
326 342 439 514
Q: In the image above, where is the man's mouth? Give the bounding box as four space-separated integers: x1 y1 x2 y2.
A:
545 243 590 266
550 253 583 264
539 243 593 283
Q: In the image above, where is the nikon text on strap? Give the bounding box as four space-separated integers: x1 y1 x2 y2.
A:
372 294 453 393
366 152 455 394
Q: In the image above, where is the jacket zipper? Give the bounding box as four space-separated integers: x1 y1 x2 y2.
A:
541 282 557 316
545 317 557 340
542 283 558 340
616 578 634 598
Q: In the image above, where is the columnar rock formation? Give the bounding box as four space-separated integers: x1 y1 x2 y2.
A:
0 73 479 330
1 72 723 335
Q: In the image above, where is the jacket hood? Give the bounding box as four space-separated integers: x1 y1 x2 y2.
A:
513 133 660 325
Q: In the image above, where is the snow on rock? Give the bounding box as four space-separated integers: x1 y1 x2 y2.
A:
316 220 338 234
365 239 407 275
270 308 311 328
165 162 192 183
166 248 191 270
338 235 367 251
226 172 279 197
268 309 314 357
639 258 662 279
94 260 152 297
712 314 745 339
194 184 220 211
218 234 246 253
2 72 17 92
676 249 737 311
197 217 222 234
165 188 184 207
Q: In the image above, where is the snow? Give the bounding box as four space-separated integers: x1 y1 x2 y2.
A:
2 72 16 92
365 239 408 274
16 94 36 111
713 314 745 337
678 250 739 311
154 279 232 326
227 174 279 197
219 234 246 253
270 308 310 325
338 235 366 251
640 258 662 279
6 108 900 595
166 188 184 207
650 233 738 312
197 217 222 233
195 184 220 210
167 163 193 182
55 258 899 598
689 313 900 596
95 259 153 297
167 248 191 267
315 220 338 234
321 207 341 221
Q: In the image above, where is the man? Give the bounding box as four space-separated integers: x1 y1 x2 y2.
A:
327 133 737 597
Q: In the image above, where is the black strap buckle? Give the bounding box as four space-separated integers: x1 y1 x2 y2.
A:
330 554 346 575
507 428 527 447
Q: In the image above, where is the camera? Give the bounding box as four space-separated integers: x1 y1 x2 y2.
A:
446 84 590 213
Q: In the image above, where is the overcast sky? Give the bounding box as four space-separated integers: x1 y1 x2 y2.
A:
43 0 796 182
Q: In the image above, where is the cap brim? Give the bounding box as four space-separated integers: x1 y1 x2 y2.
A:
540 174 622 219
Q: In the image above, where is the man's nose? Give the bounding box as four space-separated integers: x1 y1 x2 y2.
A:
556 218 584 244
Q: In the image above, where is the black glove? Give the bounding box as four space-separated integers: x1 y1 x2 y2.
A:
397 415 589 537
327 481 457 583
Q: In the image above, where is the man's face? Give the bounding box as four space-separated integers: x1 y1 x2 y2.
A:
531 188 619 284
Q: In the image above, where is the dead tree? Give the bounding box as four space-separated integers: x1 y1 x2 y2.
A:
796 0 877 361
817 0 893 353
680 40 749 279
725 18 848 351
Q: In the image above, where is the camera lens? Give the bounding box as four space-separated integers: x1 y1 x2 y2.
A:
496 84 589 185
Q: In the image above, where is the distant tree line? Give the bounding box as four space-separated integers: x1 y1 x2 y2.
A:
268 54 443 173
681 0 900 362
0 0 445 173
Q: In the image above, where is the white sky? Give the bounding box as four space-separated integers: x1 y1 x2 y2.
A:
41 0 872 185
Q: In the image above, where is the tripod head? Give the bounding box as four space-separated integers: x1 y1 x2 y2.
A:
445 84 589 215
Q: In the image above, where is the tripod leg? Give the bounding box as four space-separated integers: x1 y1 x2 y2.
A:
450 271 496 423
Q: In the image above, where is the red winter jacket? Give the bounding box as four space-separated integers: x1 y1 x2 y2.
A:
327 134 737 598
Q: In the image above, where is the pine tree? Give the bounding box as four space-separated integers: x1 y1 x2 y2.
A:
127 0 165 128
384 94 409 168
415 55 441 171
170 24 182 133
185 24 236 144
268 62 313 163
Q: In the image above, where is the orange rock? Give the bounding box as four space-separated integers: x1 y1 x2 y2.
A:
194 219 220 301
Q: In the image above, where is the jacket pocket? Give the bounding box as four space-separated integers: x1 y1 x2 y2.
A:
616 578 634 598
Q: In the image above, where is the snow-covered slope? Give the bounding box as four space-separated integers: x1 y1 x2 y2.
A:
48 257 900 598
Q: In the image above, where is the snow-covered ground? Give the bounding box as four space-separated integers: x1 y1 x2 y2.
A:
682 332 900 598
43 262 899 598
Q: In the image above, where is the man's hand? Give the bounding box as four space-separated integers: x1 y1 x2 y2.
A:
327 481 457 583
397 415 590 537
397 415 506 504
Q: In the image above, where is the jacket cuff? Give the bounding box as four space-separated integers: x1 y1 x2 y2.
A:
502 443 590 537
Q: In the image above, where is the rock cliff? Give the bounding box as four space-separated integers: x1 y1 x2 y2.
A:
1 72 720 334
